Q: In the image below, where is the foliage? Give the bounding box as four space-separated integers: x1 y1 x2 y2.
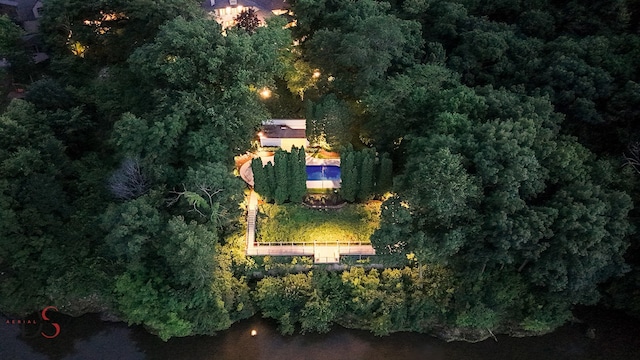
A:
40 0 203 66
377 153 393 193
293 0 423 97
252 148 306 204
290 146 308 202
251 157 270 201
340 146 382 202
234 8 261 34
274 149 290 204
0 15 32 81
372 80 634 326
340 148 358 202
4 0 640 341
108 158 150 200
306 94 352 149
255 266 455 336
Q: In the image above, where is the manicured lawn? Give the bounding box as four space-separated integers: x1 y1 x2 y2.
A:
256 201 381 244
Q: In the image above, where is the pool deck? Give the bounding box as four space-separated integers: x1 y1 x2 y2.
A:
305 156 340 166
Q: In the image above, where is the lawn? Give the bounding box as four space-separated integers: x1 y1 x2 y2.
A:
256 201 381 244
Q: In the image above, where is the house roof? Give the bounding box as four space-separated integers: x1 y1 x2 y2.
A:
203 0 289 11
261 124 306 139
0 0 39 22
0 1 18 7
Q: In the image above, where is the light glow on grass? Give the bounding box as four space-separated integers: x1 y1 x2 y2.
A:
256 202 381 244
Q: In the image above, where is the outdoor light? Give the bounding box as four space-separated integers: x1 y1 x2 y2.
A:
258 132 264 138
312 70 321 79
251 329 257 336
260 88 271 99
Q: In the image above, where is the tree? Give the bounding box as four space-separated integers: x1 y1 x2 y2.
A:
265 162 276 202
168 162 244 230
234 8 261 34
297 0 423 97
289 146 307 202
376 153 393 194
274 149 289 204
108 158 150 200
372 83 633 328
251 157 271 200
340 148 357 202
255 273 313 335
358 151 375 201
116 16 291 165
0 100 78 314
362 64 469 151
0 15 32 80
40 0 203 66
307 94 352 149
159 217 217 288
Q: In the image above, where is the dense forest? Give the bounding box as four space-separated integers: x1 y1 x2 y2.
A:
1 0 640 340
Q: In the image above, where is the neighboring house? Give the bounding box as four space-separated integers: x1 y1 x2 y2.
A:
0 0 42 34
259 119 308 151
0 0 48 64
202 0 289 29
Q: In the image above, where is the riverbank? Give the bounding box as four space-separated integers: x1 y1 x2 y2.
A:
2 307 639 360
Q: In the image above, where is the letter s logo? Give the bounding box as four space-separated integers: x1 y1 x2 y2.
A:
40 306 61 339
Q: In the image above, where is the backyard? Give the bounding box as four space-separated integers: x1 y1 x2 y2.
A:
256 201 381 244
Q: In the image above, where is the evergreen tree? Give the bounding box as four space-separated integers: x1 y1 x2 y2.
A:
251 157 269 200
377 153 393 194
264 162 276 202
274 150 289 204
341 151 358 202
358 153 374 201
289 146 307 202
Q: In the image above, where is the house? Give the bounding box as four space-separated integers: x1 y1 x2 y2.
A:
0 0 48 64
0 0 43 34
259 119 308 151
202 0 289 29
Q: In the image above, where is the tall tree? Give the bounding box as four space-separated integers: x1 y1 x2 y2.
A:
274 149 289 204
358 151 375 201
251 157 271 201
340 148 358 202
289 146 307 202
376 152 393 194
307 94 352 149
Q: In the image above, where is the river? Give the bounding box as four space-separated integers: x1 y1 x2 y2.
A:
1 307 639 360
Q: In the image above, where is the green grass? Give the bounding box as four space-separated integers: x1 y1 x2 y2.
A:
306 188 336 194
256 202 381 244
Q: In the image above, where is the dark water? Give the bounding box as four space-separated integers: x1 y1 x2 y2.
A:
2 308 639 360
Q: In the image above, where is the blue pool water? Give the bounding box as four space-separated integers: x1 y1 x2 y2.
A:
306 165 341 181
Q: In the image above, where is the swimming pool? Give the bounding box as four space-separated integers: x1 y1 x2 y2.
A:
306 165 341 181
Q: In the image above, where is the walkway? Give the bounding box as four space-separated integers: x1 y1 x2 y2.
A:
246 190 258 244
246 241 376 263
